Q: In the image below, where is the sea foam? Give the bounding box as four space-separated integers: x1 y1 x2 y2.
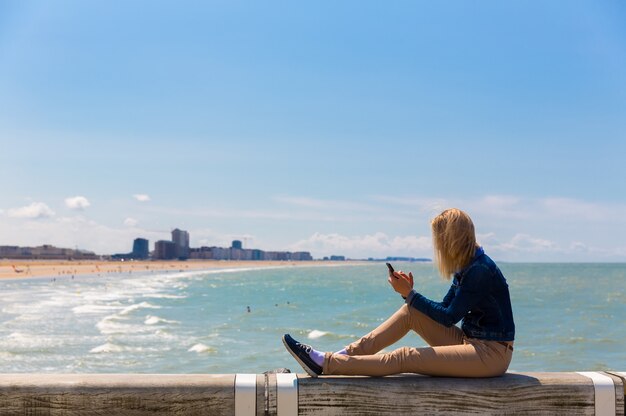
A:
307 330 328 340
90 342 124 354
144 315 179 325
72 304 120 315
119 302 161 316
188 343 216 354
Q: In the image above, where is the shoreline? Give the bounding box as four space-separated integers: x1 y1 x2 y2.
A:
0 259 369 281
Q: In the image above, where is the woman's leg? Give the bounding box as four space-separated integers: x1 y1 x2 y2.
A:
325 339 513 377
346 304 464 356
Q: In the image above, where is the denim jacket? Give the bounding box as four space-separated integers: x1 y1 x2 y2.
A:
405 247 515 341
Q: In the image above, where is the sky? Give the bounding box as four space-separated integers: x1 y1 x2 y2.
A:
1 1 625 261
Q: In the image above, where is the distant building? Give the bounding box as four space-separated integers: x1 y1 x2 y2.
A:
132 238 149 259
154 240 177 260
188 245 312 261
211 246 231 260
171 229 190 260
264 251 278 261
265 251 291 261
112 238 150 260
292 251 314 261
385 256 431 262
190 246 213 260
330 255 346 261
0 246 20 258
0 245 96 260
231 240 243 250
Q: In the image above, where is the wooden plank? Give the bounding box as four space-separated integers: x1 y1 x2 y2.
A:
266 373 278 416
577 372 620 416
606 371 626 416
0 372 622 415
256 374 266 416
0 374 235 416
606 371 626 395
297 372 601 415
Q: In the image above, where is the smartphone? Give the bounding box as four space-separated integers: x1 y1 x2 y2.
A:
386 262 398 278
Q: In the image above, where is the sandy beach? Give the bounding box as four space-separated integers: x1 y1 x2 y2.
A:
0 259 366 280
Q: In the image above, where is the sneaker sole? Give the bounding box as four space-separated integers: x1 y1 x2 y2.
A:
282 336 320 378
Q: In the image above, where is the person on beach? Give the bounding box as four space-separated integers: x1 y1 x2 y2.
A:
283 208 515 378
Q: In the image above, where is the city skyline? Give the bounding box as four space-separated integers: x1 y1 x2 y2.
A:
0 233 317 261
1 2 625 262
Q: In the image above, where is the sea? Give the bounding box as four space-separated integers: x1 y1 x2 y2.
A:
0 263 624 374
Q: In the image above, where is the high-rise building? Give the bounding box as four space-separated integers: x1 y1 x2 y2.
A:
172 228 190 260
231 240 243 250
132 238 149 259
154 240 177 260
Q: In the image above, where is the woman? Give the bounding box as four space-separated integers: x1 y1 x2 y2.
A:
283 208 515 378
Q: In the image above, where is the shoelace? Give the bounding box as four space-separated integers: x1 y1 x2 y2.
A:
296 342 312 354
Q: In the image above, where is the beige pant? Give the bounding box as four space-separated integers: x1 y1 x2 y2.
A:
323 304 513 377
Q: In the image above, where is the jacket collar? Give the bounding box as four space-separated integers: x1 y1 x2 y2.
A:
454 246 485 280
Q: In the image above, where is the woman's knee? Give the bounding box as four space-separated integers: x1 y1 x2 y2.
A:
385 346 415 368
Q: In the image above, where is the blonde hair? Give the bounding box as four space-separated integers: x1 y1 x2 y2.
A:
431 208 477 279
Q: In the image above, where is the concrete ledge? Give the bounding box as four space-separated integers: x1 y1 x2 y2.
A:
0 372 623 415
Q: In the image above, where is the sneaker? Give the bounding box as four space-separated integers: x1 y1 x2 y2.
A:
282 334 323 377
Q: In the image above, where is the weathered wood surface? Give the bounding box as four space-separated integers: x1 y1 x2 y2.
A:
297 372 624 416
0 374 234 416
265 373 278 416
607 371 626 416
607 371 626 395
256 374 266 416
0 372 623 415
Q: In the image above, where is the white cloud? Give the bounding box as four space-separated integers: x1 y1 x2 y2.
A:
372 194 626 224
466 195 626 224
64 196 90 210
145 205 341 222
478 229 626 261
370 195 449 214
192 228 256 248
501 233 558 252
274 196 379 212
2 192 626 261
0 215 166 255
478 232 558 253
7 202 55 219
133 194 151 202
569 241 588 252
289 232 432 258
540 197 626 222
145 193 626 260
468 195 530 220
480 195 521 207
123 217 138 227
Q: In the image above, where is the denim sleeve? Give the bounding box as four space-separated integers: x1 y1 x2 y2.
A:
406 265 488 327
441 284 456 308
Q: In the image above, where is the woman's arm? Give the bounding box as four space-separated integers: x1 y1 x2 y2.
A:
440 284 456 308
406 265 489 327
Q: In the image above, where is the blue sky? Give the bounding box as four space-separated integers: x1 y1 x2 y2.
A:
1 1 625 261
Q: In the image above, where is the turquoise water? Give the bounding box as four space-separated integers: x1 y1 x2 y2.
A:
0 263 624 373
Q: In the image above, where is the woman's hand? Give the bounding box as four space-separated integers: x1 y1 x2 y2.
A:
388 270 414 298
